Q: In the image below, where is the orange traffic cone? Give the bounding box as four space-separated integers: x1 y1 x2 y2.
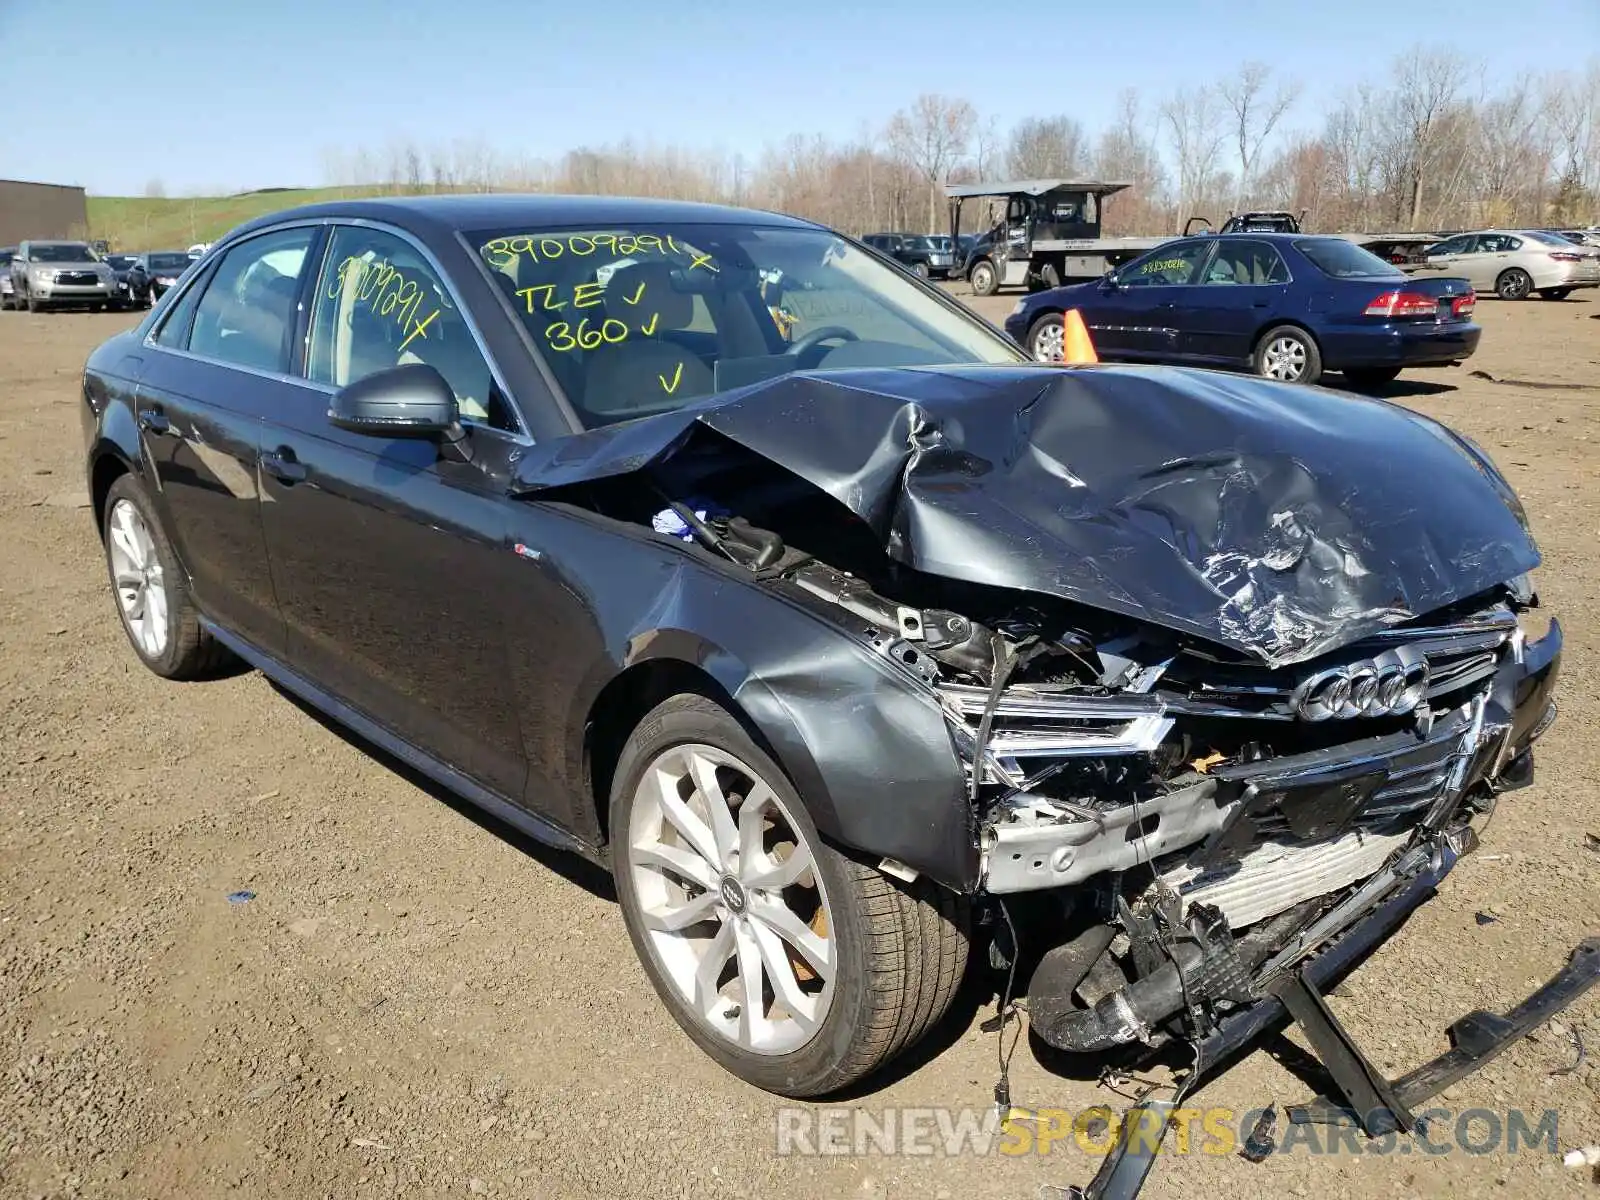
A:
1061 308 1098 364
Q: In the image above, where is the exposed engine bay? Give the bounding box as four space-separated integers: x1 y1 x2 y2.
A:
550 421 1561 1062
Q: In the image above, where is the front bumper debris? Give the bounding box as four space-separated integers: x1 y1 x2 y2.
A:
1066 933 1600 1200
1024 617 1562 1053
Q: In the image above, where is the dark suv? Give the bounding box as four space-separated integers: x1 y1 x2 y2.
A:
859 232 952 279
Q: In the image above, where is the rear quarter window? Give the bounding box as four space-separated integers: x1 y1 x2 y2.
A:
1294 239 1405 280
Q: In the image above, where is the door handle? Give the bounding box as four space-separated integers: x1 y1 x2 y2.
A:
138 408 170 435
260 447 308 485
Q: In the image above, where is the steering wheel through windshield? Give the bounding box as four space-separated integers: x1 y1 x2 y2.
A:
787 325 859 368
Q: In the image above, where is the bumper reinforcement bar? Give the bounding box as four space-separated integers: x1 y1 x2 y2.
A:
1066 933 1600 1199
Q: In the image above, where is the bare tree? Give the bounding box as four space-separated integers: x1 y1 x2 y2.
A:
1160 85 1226 228
1005 115 1086 179
972 115 1004 182
886 94 977 232
1385 47 1473 228
1217 62 1300 210
143 178 167 199
1474 77 1546 224
1543 65 1600 221
1093 89 1170 233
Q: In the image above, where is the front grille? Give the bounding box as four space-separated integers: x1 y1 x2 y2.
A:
1163 606 1514 721
55 271 101 286
1149 701 1482 928
1233 712 1467 840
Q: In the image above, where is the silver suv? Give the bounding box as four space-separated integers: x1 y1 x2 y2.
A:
8 240 118 311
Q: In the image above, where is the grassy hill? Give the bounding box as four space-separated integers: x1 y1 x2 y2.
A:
87 185 417 251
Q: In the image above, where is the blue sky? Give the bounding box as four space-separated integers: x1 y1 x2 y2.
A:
4 0 1597 196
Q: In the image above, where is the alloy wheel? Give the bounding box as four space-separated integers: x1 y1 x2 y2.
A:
625 742 835 1055
1033 320 1065 362
107 498 168 658
1262 336 1308 381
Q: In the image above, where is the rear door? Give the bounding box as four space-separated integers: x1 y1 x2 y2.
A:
1175 238 1293 364
257 221 532 801
133 225 323 657
1470 234 1522 289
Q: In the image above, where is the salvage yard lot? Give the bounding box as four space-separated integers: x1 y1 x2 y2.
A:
2 296 1598 1199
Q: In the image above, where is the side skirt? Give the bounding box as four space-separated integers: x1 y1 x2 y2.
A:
201 618 597 863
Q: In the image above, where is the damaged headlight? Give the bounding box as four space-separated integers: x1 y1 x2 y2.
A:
938 682 1174 785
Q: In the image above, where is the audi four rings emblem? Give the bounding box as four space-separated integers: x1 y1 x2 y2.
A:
1291 645 1430 720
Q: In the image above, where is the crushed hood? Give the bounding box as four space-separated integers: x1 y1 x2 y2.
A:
510 364 1539 667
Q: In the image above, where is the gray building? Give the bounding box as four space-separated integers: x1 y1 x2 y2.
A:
0 178 90 245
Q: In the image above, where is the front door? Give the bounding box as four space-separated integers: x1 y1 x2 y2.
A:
257 223 532 802
1091 239 1212 359
133 225 322 657
1423 234 1477 282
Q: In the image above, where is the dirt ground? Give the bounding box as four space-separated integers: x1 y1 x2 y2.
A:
1 292 1598 1200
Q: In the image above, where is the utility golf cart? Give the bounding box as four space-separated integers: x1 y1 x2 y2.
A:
946 180 1169 296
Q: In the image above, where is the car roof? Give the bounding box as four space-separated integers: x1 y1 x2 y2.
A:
226 193 822 245
1193 231 1324 243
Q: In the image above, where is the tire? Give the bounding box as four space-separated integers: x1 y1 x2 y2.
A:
1254 325 1322 385
1039 262 1063 290
1028 312 1065 362
1538 288 1572 301
1495 268 1532 301
609 693 970 1098
26 295 41 313
913 260 931 279
1344 367 1401 389
969 259 999 297
100 474 235 680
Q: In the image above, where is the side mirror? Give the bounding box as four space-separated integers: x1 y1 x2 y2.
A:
1100 271 1120 291
328 362 459 440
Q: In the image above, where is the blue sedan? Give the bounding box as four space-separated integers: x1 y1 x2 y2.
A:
1004 233 1481 388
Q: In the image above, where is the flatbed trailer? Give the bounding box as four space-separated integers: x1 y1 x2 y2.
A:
950 186 1453 295
947 180 1171 296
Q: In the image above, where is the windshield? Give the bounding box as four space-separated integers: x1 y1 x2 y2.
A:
0 251 12 265
105 255 136 268
1294 239 1404 279
476 223 1025 428
148 253 191 271
926 236 952 251
32 243 98 263
903 236 936 250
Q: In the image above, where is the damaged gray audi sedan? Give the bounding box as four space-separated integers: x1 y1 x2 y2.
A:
82 196 1583 1120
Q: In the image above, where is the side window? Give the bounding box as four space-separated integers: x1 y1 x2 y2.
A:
153 269 209 348
1121 241 1210 287
1202 240 1290 285
308 226 513 432
1431 236 1468 256
185 228 315 373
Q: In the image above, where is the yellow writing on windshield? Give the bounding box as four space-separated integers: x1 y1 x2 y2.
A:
544 317 631 353
1140 257 1190 276
483 232 698 271
328 255 442 353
